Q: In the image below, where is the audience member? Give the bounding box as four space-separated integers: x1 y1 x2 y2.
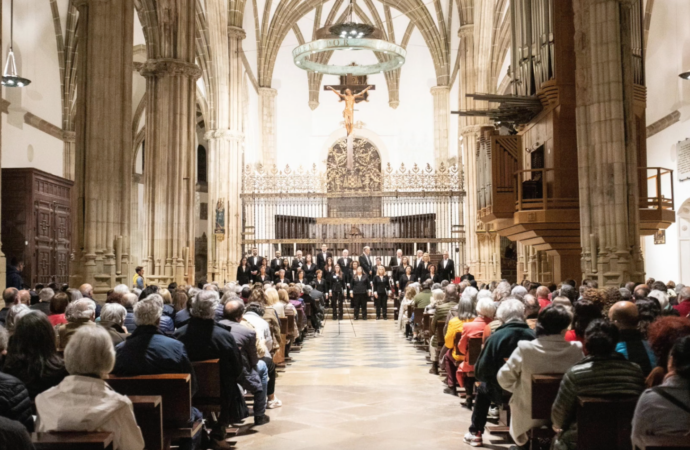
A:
57 299 96 350
122 293 138 333
173 290 192 328
48 292 69 326
4 312 68 399
0 326 33 431
464 299 535 447
564 300 601 345
429 286 458 375
98 303 129 346
36 326 145 450
4 304 29 335
551 320 645 450
175 291 249 439
645 316 690 387
30 287 54 315
0 416 33 449
609 301 656 376
523 294 540 329
632 335 690 445
536 286 551 310
0 288 19 325
498 305 583 449
673 286 690 317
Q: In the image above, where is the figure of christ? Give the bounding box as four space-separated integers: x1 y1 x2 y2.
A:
327 86 373 136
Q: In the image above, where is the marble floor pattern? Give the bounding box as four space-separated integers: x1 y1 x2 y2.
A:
235 318 513 450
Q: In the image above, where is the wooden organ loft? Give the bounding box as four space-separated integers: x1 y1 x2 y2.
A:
461 0 675 283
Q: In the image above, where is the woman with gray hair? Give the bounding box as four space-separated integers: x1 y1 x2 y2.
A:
98 303 128 346
442 292 479 395
57 299 96 351
5 304 30 335
36 326 145 450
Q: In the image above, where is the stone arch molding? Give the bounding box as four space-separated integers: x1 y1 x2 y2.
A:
319 127 390 170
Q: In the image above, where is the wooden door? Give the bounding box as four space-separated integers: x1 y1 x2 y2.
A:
34 200 54 286
54 203 71 284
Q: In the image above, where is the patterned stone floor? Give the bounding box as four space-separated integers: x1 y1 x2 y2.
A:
234 318 513 450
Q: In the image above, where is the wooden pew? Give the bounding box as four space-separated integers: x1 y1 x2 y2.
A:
274 317 288 367
634 435 690 450
466 337 483 366
32 432 114 450
191 360 222 415
413 307 424 328
107 374 203 447
577 396 638 450
434 320 446 347
528 374 564 442
128 395 163 450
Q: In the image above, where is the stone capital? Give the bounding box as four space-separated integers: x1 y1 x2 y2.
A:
430 85 451 96
137 58 202 80
458 24 475 38
228 26 247 40
62 130 76 142
258 87 278 98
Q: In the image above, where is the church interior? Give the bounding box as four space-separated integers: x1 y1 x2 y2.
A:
0 0 689 449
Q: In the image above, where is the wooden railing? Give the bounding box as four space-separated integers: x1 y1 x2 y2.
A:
639 167 674 211
514 168 579 212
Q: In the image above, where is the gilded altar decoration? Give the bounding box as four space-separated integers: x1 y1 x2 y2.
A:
327 137 381 192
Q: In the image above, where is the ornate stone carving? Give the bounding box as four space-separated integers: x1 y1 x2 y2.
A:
137 59 203 80
327 137 382 193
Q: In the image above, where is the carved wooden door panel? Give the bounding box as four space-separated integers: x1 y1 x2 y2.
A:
34 200 54 285
54 204 71 284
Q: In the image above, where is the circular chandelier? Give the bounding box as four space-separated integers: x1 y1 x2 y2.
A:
292 0 406 76
2 0 31 88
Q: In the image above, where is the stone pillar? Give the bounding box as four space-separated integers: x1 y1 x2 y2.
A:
258 87 278 167
62 131 76 181
462 126 481 274
140 58 200 286
431 86 451 164
574 0 643 285
72 0 133 295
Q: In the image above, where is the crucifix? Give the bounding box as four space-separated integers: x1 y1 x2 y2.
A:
325 68 375 169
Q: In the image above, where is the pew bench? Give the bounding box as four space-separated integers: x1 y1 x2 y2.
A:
128 395 164 450
32 432 114 450
634 435 690 450
107 374 203 449
577 395 638 450
528 374 564 444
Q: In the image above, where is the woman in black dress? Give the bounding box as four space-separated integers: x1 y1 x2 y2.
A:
303 254 317 284
421 264 441 284
397 265 415 300
399 257 411 283
280 258 293 282
312 269 328 305
329 264 346 320
372 266 390 320
236 257 252 285
260 258 273 281
254 265 271 284
295 269 307 285
323 257 335 278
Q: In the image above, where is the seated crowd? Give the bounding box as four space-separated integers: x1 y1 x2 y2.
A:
0 278 323 449
398 276 690 449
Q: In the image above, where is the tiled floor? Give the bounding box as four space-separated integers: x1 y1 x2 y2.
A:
235 319 513 450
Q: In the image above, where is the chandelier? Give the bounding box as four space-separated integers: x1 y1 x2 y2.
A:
292 0 406 76
2 0 30 88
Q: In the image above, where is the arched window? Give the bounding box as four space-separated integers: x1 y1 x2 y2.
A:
197 145 207 183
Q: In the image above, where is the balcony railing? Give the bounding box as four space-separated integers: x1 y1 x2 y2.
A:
639 167 674 211
514 168 579 212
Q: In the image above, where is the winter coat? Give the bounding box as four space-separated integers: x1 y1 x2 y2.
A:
0 372 33 431
475 321 535 390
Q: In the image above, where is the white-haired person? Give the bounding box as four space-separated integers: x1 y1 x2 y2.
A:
497 305 584 449
36 326 145 450
112 296 201 450
98 303 129 346
464 299 535 448
442 288 478 396
429 285 459 375
57 299 96 351
175 290 250 439
398 287 417 338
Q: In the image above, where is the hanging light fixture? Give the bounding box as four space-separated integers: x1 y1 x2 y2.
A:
292 0 405 76
2 0 30 88
680 72 690 81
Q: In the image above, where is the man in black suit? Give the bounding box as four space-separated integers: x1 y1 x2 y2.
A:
316 244 332 271
437 250 455 282
291 250 304 273
359 246 374 278
389 249 404 282
269 251 283 274
413 249 425 279
337 249 352 278
460 265 475 282
248 248 263 278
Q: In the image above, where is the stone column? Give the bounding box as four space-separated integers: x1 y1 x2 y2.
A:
62 131 76 181
258 87 278 167
431 86 450 164
140 58 200 286
140 0 200 286
574 0 643 285
72 0 133 295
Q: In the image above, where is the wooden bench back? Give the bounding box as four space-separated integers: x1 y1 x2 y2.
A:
413 308 424 327
407 304 414 318
434 320 446 345
577 396 638 450
279 317 288 334
531 374 563 420
634 435 690 450
287 314 295 331
32 432 114 450
107 374 192 428
467 337 483 365
422 313 431 332
191 359 221 399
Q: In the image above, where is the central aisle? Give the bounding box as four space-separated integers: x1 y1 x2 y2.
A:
234 319 512 450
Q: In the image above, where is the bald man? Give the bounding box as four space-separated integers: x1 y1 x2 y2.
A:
608 301 656 376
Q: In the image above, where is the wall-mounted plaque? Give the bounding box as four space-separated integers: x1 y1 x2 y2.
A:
678 138 690 182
